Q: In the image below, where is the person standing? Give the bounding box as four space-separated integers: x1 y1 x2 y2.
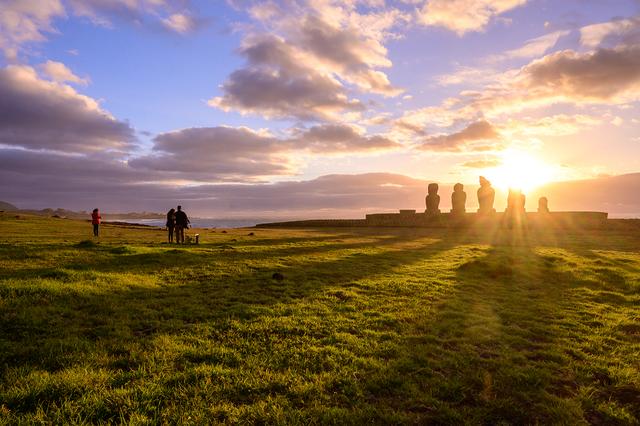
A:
174 205 190 244
91 208 101 237
166 208 176 243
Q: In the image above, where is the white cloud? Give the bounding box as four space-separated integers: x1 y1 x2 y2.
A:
580 17 640 48
418 0 528 35
0 0 65 59
490 30 570 61
40 60 89 85
161 13 197 34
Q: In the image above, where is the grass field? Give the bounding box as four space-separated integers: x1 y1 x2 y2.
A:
0 213 639 424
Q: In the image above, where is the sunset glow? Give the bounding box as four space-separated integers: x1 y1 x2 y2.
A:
484 150 559 193
0 0 639 216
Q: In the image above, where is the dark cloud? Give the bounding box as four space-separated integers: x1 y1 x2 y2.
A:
210 3 405 121
0 148 431 216
418 120 500 152
523 45 640 101
129 126 294 181
0 65 135 153
130 124 400 181
209 35 364 121
290 124 400 153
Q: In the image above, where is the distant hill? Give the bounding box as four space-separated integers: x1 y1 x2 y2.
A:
10 207 163 220
0 201 18 211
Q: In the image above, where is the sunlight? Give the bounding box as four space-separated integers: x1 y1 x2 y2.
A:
483 150 558 193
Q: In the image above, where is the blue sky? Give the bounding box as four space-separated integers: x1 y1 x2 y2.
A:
1 0 640 215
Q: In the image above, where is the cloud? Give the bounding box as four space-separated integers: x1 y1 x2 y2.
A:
489 30 570 62
0 148 432 216
522 45 640 102
209 34 365 121
580 17 640 49
0 0 65 59
461 158 501 168
502 114 603 137
412 43 640 129
161 13 199 34
418 0 527 35
67 0 204 34
0 65 134 153
293 14 402 95
210 0 406 120
418 120 501 152
39 60 89 85
290 123 400 153
130 124 400 181
129 126 296 181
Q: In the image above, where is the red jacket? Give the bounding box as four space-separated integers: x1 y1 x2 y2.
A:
91 211 101 225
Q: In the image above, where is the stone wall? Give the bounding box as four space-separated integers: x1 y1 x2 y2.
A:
257 211 608 229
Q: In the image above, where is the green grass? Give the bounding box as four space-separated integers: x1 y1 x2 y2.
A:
0 213 639 424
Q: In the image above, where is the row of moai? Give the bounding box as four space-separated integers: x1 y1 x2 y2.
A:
425 176 550 215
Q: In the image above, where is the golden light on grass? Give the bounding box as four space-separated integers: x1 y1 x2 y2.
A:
483 149 559 193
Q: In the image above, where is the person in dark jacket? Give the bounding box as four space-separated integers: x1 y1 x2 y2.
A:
91 208 101 237
166 208 176 243
174 205 190 244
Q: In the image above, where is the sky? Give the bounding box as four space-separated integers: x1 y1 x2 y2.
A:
1 0 640 217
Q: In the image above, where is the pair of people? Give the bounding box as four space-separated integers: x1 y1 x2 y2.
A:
166 205 190 243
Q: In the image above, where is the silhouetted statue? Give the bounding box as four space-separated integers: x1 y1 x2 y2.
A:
425 183 441 215
538 197 549 213
477 176 495 214
451 183 466 214
506 189 526 213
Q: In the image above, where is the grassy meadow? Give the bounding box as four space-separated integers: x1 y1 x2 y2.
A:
0 212 639 424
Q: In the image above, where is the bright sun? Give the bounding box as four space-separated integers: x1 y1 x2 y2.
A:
483 150 558 193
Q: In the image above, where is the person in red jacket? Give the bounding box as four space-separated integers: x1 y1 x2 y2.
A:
91 208 101 237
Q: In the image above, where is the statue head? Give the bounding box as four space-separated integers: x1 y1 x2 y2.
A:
479 176 490 187
428 183 439 195
453 183 463 192
538 197 548 208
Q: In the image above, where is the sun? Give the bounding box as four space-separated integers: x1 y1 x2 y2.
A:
483 150 558 193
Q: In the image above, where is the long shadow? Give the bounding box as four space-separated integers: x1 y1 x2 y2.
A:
383 234 639 424
0 232 439 281
6 226 636 422
0 230 456 372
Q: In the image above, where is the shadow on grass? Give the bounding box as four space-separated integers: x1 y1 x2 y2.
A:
0 231 455 366
383 235 639 424
1 228 638 423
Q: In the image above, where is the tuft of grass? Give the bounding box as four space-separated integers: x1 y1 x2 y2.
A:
0 212 639 423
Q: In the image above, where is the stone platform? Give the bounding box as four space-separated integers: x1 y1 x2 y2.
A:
256 210 609 229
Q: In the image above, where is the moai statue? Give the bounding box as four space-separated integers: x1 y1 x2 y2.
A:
425 183 441 215
538 196 549 213
477 176 496 214
451 183 466 215
506 189 526 213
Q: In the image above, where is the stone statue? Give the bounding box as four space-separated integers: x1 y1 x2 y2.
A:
506 189 526 213
538 196 549 213
425 183 441 214
451 183 466 214
477 176 495 214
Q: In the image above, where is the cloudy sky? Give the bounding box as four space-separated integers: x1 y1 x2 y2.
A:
1 0 640 216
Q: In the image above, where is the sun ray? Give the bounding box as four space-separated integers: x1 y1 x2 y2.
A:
482 150 559 193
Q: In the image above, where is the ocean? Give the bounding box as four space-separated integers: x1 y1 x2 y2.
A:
112 218 278 228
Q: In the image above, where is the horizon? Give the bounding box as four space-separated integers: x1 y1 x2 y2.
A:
2 0 640 216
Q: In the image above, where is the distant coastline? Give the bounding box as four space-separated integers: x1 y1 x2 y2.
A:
108 218 274 229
